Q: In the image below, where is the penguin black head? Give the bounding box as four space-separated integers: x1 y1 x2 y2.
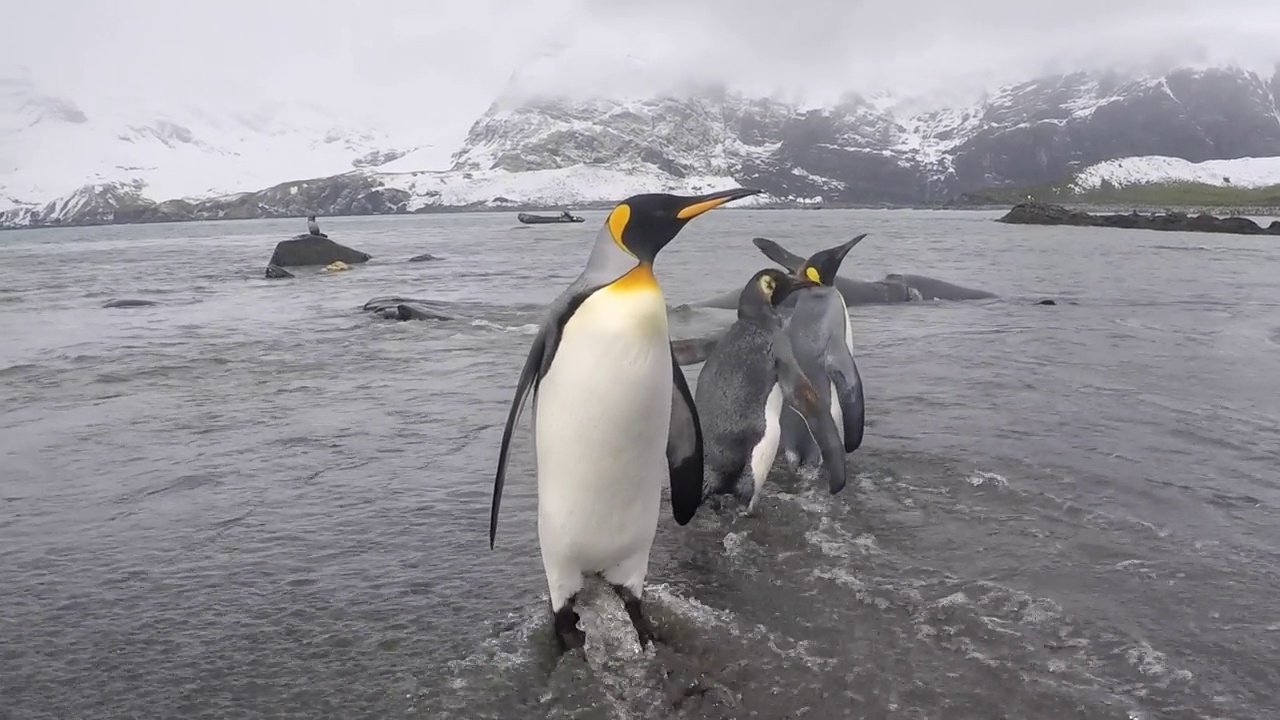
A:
799 233 868 286
606 187 763 264
307 214 316 222
738 268 814 320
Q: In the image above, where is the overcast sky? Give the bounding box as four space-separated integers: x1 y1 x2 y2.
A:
5 0 1280 138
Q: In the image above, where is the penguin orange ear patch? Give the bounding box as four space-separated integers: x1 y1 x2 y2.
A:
608 204 631 251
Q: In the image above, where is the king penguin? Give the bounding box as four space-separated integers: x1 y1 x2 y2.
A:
752 234 869 474
490 187 762 654
696 268 850 514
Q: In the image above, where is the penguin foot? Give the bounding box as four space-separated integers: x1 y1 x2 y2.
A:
611 584 657 648
552 601 586 655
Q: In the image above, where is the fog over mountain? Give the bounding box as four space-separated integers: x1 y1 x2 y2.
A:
6 0 1279 139
3 0 1280 227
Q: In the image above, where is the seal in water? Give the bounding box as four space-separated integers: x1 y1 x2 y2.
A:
362 296 454 321
489 187 761 654
695 269 848 514
102 298 160 308
685 235 997 310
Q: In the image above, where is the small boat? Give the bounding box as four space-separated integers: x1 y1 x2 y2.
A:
517 212 585 224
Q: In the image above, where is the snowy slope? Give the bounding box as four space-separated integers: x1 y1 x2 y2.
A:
6 64 1280 229
0 76 438 211
1071 155 1280 190
373 163 784 210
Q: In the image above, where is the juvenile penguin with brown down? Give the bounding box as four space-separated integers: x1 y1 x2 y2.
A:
695 268 850 514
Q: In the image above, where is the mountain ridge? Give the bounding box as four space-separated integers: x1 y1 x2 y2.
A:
5 64 1280 229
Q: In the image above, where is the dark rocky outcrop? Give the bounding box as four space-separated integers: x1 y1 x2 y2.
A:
408 253 441 262
265 264 294 279
998 201 1280 235
268 234 373 267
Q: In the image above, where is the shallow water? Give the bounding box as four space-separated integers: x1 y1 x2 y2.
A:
2 209 1279 719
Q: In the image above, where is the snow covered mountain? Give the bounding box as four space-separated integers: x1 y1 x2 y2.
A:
0 74 429 227
5 65 1280 229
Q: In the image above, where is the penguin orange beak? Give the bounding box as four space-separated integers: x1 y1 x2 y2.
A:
675 187 763 220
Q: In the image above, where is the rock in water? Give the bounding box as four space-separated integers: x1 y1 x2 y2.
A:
265 264 294 279
268 234 372 267
407 253 440 262
998 201 1280 236
324 260 350 273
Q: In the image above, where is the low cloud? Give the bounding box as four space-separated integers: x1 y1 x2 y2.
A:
3 0 1277 135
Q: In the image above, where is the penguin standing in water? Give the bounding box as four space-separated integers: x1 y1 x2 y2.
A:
490 187 762 654
696 268 849 513
306 214 328 238
753 235 869 474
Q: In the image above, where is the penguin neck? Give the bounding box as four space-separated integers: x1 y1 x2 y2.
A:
736 296 778 327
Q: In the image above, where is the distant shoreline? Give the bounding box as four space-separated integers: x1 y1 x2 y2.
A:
4 198 1280 233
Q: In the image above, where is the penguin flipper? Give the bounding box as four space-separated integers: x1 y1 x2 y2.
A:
826 348 867 453
489 288 595 548
771 330 848 494
667 345 705 525
490 325 547 548
751 237 807 274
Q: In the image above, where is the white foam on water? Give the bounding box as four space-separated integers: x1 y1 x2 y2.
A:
440 607 548 679
1122 642 1194 684
966 470 1010 488
468 319 539 334
772 483 844 515
721 530 749 558
804 516 880 560
810 566 893 611
574 578 662 720
645 583 839 673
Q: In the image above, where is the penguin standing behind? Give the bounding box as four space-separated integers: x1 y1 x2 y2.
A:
696 268 849 514
490 187 762 654
753 235 869 475
306 214 328 238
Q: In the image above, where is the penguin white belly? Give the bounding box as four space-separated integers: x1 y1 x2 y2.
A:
533 283 672 607
747 383 784 511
